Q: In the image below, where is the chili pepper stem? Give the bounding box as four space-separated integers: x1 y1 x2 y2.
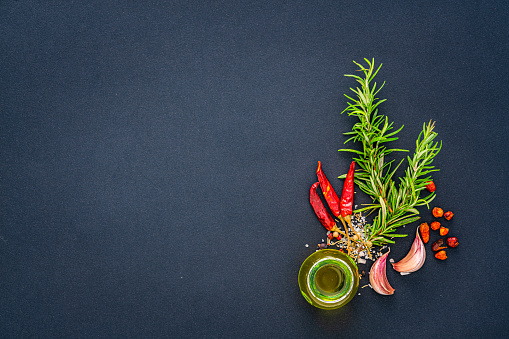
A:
344 214 373 260
330 224 344 234
338 217 352 256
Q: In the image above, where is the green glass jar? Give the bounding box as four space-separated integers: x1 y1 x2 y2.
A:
298 249 359 309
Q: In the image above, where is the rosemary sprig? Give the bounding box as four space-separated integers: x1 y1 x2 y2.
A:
339 58 441 247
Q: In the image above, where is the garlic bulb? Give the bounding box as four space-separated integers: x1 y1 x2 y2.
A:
369 250 395 295
392 227 426 274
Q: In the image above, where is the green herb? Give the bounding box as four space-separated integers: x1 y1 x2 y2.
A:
339 58 441 247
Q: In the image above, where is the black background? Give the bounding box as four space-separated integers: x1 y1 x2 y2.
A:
1 1 508 337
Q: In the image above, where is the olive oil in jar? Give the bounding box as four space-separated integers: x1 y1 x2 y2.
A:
314 264 345 295
298 249 359 309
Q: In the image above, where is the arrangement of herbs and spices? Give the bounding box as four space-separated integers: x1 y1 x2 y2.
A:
299 59 459 307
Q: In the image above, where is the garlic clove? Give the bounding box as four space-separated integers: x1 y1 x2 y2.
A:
392 227 426 274
369 250 395 295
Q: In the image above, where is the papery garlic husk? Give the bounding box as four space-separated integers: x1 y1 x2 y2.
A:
392 227 426 274
369 250 395 295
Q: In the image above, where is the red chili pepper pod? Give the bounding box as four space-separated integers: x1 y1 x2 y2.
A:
316 161 341 218
309 182 339 232
340 161 355 218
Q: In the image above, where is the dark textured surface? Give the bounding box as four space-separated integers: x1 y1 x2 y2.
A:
1 1 508 337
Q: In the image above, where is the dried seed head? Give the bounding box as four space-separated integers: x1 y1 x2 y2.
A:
432 239 447 252
447 237 459 248
432 207 444 218
444 211 454 220
434 250 447 260
425 181 436 192
430 221 441 230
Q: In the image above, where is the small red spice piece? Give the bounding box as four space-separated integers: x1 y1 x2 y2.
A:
419 222 430 243
447 237 459 248
444 211 454 220
432 207 444 218
435 250 447 260
430 221 441 231
425 181 436 192
439 226 449 236
432 239 447 252
327 233 334 240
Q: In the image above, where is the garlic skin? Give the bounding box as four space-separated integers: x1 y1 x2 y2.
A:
392 227 426 274
369 250 395 295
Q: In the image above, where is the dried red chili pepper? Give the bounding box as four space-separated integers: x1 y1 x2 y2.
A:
434 250 447 260
309 182 340 232
340 161 355 223
425 181 436 192
432 207 444 218
439 226 449 236
419 222 430 243
430 221 441 231
447 237 459 248
444 211 454 220
316 161 341 218
432 239 447 252
337 160 372 257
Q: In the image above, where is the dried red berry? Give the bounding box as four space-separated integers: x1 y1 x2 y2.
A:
432 207 444 218
447 237 459 248
425 181 436 192
430 221 441 231
435 250 447 260
444 211 454 220
439 226 449 236
432 239 447 252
